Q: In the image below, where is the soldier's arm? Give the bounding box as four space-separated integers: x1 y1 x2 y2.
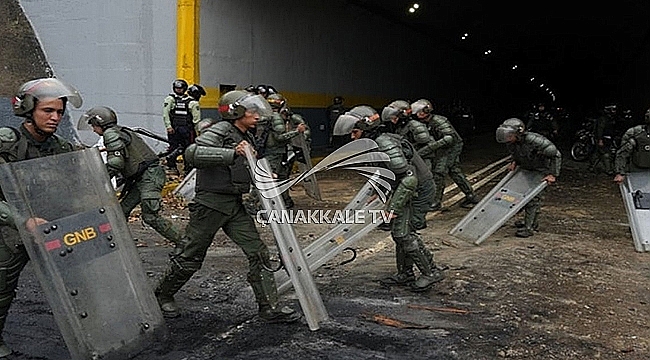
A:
419 117 455 155
184 123 236 168
536 136 562 177
162 95 174 130
190 100 201 126
103 127 128 179
386 170 418 217
615 128 638 175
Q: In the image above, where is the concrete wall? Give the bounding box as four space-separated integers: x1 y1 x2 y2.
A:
17 0 495 149
19 0 176 150
199 0 487 147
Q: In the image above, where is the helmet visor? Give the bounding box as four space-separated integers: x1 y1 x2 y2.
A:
496 126 517 143
21 78 83 109
238 93 273 118
333 114 360 136
381 106 400 123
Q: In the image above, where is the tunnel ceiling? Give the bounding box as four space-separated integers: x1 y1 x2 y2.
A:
348 0 650 107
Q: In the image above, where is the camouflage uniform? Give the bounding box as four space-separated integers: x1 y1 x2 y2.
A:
258 112 303 208
374 132 442 291
155 120 297 321
421 114 477 209
615 124 650 175
506 132 562 236
393 118 435 229
102 125 181 245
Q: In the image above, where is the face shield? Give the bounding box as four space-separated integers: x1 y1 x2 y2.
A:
21 78 83 109
77 113 93 131
381 106 400 123
495 125 517 143
333 113 361 136
238 93 273 118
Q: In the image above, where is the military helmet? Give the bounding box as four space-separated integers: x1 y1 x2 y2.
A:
381 99 412 123
172 79 188 93
496 118 525 143
411 99 433 116
645 108 650 124
12 78 83 117
79 106 118 130
266 93 287 110
188 84 206 100
218 90 273 120
333 105 380 135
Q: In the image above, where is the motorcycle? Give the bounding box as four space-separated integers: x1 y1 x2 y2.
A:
570 118 597 162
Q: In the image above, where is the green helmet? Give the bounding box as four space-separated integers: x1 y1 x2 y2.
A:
266 93 287 111
78 106 118 130
333 105 381 135
411 99 433 116
381 99 412 123
12 78 83 117
496 118 525 143
218 90 273 120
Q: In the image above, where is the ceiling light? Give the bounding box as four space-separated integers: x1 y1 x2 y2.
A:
413 3 420 9
512 65 518 70
408 7 415 13
530 77 535 82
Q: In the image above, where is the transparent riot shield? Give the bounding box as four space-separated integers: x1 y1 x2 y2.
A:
275 182 385 294
291 134 322 201
172 167 197 201
0 148 166 360
449 168 547 245
619 171 650 252
244 146 329 331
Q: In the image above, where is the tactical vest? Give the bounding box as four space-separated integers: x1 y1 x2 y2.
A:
632 128 650 168
170 95 192 127
119 127 159 178
381 133 433 181
196 122 252 195
0 125 73 163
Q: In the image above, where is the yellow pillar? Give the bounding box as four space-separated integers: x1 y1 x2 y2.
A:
176 0 200 84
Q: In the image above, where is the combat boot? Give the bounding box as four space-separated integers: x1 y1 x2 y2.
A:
251 271 301 324
514 220 538 230
515 227 534 238
259 305 301 324
460 194 479 209
380 244 415 286
411 268 446 293
156 295 180 318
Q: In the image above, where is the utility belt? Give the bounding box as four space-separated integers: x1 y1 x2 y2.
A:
171 118 189 127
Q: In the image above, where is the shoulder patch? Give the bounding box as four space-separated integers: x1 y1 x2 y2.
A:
0 128 18 143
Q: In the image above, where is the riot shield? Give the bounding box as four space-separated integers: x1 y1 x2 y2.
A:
291 134 322 201
619 171 650 252
275 175 385 293
449 168 547 245
0 148 166 360
172 167 197 201
244 146 329 331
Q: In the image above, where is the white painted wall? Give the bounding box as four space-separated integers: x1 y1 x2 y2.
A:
19 0 176 150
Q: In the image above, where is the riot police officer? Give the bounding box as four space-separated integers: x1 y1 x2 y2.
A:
381 99 435 230
335 105 444 292
163 79 200 175
496 118 561 237
81 106 182 246
525 102 559 141
411 99 478 211
187 83 206 134
326 96 346 148
614 108 650 184
259 93 307 208
0 78 83 357
154 90 300 323
594 103 623 174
